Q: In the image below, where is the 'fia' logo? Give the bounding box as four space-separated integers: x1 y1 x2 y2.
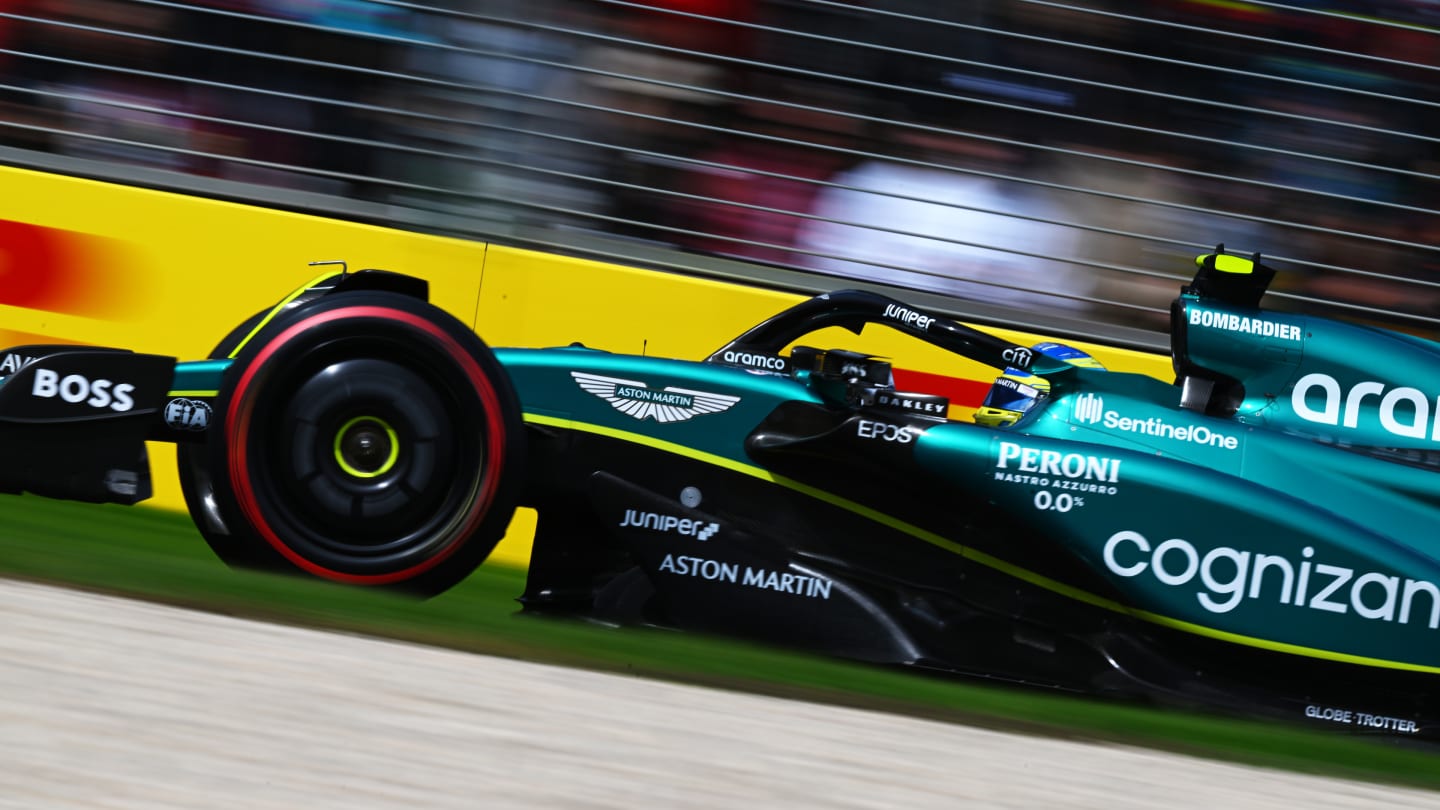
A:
164 398 212 431
572 371 740 423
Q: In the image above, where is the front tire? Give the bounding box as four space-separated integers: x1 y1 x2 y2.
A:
180 291 523 596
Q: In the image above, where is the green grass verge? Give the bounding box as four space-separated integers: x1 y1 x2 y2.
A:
1 493 1437 788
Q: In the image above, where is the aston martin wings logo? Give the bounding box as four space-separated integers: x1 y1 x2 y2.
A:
571 371 741 423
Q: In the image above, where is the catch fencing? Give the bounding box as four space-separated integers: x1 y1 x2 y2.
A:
2 1 1436 345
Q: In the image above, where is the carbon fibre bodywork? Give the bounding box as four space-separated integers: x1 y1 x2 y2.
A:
3 250 1439 739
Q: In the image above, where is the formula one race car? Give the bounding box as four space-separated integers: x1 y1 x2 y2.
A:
2 248 1439 740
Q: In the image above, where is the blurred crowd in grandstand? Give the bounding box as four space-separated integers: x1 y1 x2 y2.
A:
2 0 1438 328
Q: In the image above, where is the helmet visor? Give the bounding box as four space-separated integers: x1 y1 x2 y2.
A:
982 376 1043 414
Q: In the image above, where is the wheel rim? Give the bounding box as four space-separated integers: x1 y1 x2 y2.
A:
333 415 400 479
243 344 488 574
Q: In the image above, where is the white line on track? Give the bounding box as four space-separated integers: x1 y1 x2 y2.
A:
0 578 1433 809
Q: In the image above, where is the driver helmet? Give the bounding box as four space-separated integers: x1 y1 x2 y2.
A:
973 342 1105 428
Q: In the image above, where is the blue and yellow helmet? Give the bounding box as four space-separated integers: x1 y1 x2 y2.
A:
973 342 1105 428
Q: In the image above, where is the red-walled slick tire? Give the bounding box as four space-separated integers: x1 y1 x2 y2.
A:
178 291 523 596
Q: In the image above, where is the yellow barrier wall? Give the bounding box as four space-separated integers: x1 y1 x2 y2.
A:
476 244 1170 378
1 167 1172 567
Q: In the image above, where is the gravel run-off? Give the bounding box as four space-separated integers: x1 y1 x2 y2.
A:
0 578 1434 809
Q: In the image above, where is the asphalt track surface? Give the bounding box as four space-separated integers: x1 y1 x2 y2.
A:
2 579 1435 809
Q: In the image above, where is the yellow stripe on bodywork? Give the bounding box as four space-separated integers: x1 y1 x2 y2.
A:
525 411 1440 675
227 271 337 359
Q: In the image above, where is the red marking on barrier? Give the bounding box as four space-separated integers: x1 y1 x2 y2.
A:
0 219 135 317
892 367 991 409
